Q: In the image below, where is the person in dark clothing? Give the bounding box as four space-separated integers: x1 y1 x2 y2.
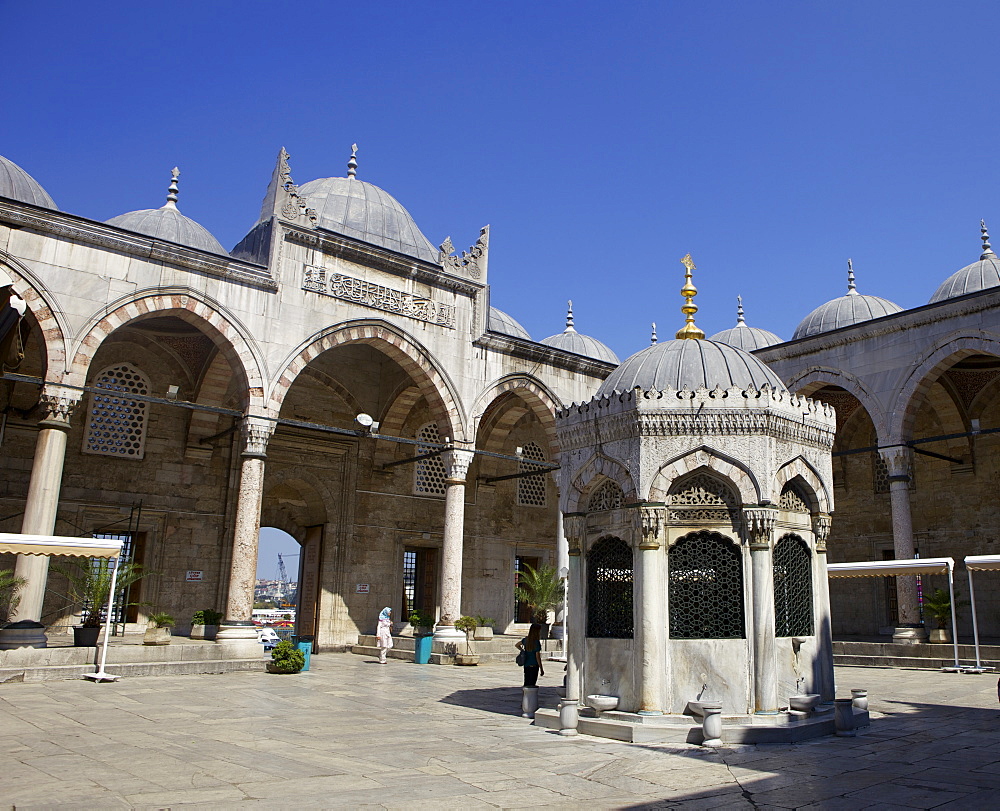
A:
516 622 544 687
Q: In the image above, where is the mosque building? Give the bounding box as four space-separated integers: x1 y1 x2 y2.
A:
0 146 998 660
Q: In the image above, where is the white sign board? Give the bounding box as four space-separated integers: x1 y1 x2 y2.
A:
185 570 204 582
355 583 370 594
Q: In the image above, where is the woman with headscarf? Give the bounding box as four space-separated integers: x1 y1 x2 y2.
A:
375 606 393 664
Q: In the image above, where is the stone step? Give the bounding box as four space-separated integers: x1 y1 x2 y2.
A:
351 634 565 665
832 640 1000 670
0 658 265 683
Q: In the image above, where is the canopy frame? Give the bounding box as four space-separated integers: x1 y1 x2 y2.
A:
963 555 1000 673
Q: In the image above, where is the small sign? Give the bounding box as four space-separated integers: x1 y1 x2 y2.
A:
355 583 370 594
186 570 204 582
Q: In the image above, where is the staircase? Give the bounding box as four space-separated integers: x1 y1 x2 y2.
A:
351 633 564 665
833 639 1000 670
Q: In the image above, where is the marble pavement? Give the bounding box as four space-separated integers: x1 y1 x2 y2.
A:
1 654 999 808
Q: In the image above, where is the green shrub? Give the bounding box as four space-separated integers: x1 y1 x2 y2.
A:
191 608 223 625
408 608 435 629
148 612 174 628
270 640 305 673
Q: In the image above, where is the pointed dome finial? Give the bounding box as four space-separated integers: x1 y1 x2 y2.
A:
675 253 705 340
650 322 658 345
165 167 180 209
347 144 358 179
564 300 576 332
847 258 857 295
981 219 995 259
736 294 745 325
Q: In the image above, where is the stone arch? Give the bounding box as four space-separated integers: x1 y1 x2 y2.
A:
775 456 831 514
786 366 887 442
649 446 760 505
0 250 69 378
889 331 1000 443
261 468 334 532
67 291 265 410
564 453 638 513
270 320 465 442
471 374 561 454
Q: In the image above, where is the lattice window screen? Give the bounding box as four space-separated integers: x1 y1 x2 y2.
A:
668 531 745 639
779 483 810 513
517 442 547 507
773 535 813 637
588 479 624 512
414 423 446 496
82 364 150 459
668 473 740 522
586 537 634 638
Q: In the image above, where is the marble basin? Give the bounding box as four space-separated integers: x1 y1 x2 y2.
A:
788 694 821 713
586 694 619 714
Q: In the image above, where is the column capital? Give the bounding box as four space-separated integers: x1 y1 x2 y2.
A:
743 506 777 549
637 505 666 549
564 513 585 555
38 385 83 427
878 445 913 481
812 513 832 552
443 448 475 483
241 416 275 458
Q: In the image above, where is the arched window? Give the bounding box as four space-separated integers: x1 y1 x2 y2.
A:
778 482 811 513
413 423 446 496
669 531 745 639
773 534 813 637
588 479 624 512
82 363 150 459
517 441 547 507
668 473 740 523
587 537 633 638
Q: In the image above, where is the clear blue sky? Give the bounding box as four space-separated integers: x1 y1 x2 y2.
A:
7 3 998 355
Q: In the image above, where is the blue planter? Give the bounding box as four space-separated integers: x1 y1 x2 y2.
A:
292 636 313 671
414 634 433 664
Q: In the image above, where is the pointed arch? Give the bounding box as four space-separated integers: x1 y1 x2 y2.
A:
564 452 637 513
0 250 69 378
785 366 887 441
775 456 831 514
648 446 760 505
471 374 561 454
270 320 465 442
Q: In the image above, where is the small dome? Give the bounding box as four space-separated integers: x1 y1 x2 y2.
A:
597 338 786 397
930 221 1000 303
298 175 438 264
0 155 57 210
709 296 782 350
540 301 619 364
792 262 902 340
106 168 227 255
488 307 531 339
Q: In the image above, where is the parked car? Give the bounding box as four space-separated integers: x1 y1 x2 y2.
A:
257 627 280 650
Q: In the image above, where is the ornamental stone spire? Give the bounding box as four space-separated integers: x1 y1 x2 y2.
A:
165 167 180 209
981 219 995 260
736 295 745 325
564 300 576 333
347 144 358 179
847 258 857 295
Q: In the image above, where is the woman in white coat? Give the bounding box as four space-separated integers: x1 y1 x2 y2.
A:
376 607 393 664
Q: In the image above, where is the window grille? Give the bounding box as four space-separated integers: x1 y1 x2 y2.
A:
517 442 547 507
586 537 634 638
773 535 813 636
668 531 745 639
402 549 417 615
414 423 446 496
668 473 740 523
588 479 624 512
778 483 810 513
82 364 150 459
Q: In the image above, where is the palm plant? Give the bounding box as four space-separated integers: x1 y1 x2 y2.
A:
52 559 148 627
0 569 28 625
514 563 564 623
922 587 968 630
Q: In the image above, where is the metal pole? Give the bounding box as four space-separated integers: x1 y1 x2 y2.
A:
947 563 959 670
84 556 122 681
967 567 982 670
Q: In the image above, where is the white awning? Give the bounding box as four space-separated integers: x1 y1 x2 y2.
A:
827 557 954 578
0 533 123 558
964 555 1000 572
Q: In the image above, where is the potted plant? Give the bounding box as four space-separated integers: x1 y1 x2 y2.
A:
268 639 305 673
190 608 223 640
0 569 27 626
473 614 495 641
453 615 479 665
143 612 174 645
408 608 435 634
409 608 435 664
514 563 564 637
52 559 148 646
922 588 968 643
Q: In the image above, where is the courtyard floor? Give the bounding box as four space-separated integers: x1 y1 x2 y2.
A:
1 654 999 809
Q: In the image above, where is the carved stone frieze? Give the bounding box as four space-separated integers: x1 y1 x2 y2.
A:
743 507 778 549
438 225 489 279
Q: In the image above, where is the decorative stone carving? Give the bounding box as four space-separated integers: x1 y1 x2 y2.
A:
638 505 665 549
276 148 318 227
669 473 740 523
743 507 777 549
878 446 913 482
443 449 474 483
588 479 624 512
439 225 488 279
38 386 83 426
564 514 585 555
812 513 832 552
242 417 275 458
779 484 810 513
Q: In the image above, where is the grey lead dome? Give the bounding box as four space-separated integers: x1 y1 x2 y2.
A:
106 206 227 255
792 292 902 340
298 176 438 264
596 338 786 396
709 323 782 351
0 155 58 210
488 307 531 340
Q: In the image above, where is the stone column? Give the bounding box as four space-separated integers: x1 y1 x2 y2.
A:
745 507 778 714
879 446 926 643
6 387 82 647
560 513 585 735
636 506 666 714
434 448 474 640
218 417 274 648
812 513 836 702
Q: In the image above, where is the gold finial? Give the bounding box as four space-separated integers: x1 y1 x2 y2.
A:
675 253 705 340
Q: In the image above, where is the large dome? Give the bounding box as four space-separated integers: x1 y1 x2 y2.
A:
930 221 1000 303
488 307 531 339
709 297 782 351
597 338 786 397
106 168 227 255
0 155 57 210
792 264 901 340
298 175 438 264
540 302 619 364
